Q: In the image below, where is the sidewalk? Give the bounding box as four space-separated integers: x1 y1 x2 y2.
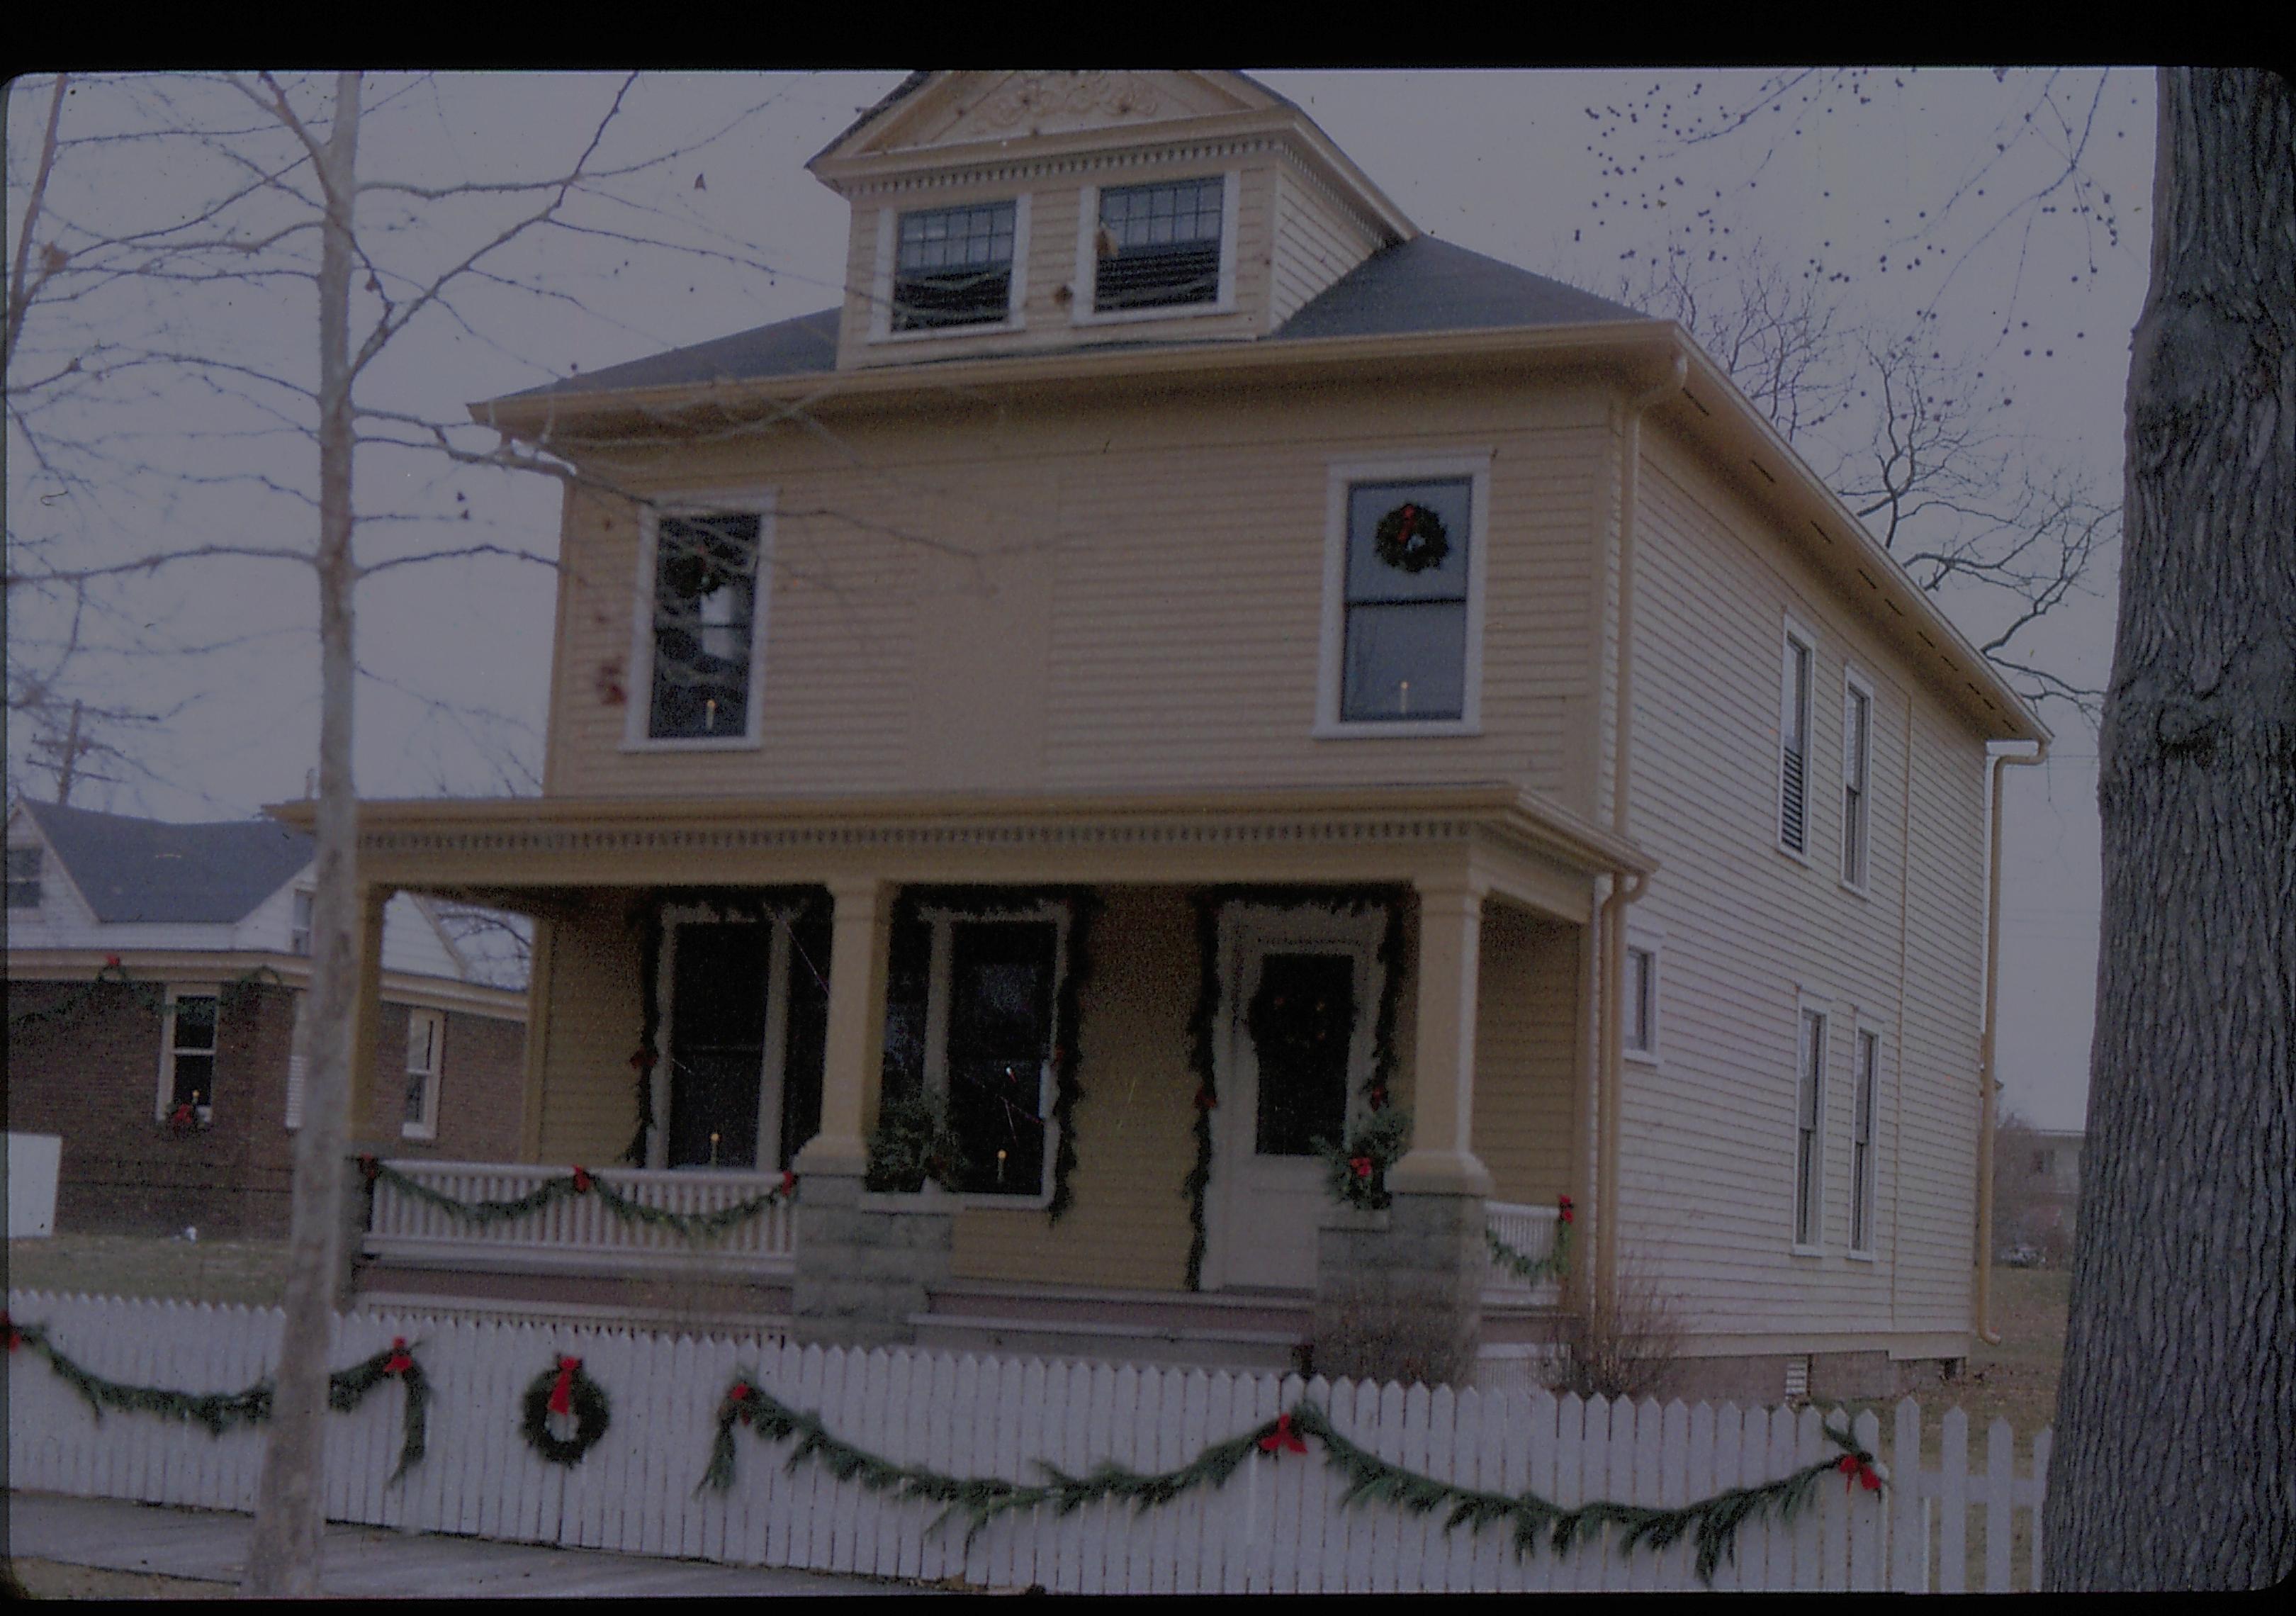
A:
6 1493 950 1598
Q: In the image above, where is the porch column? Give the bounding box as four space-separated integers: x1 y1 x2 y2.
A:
794 875 894 1178
1390 877 1494 1196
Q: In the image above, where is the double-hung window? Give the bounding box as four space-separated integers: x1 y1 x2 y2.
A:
1850 1026 1880 1255
880 905 1068 1201
5 845 41 908
1624 943 1659 1061
166 991 220 1117
1794 1004 1828 1248
1779 622 1816 855
1322 461 1487 733
403 1008 444 1140
641 506 767 743
1841 675 1873 889
892 201 1018 331
291 889 314 955
1090 176 1226 313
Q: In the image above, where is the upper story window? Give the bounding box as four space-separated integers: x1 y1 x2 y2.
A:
1779 621 1816 857
1091 176 1225 313
1319 462 1487 734
1840 674 1873 890
1850 1026 1880 1255
6 845 41 908
290 888 314 955
403 1007 444 1140
639 507 768 745
892 201 1018 331
1624 943 1659 1060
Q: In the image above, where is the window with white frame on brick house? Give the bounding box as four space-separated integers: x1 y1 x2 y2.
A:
404 1008 444 1140
167 992 220 1116
892 201 1018 330
645 511 764 741
1092 177 1224 311
1794 1005 1827 1248
291 888 314 955
1779 624 1816 856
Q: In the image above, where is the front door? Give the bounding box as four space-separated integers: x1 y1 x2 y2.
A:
665 923 770 1168
1207 909 1380 1291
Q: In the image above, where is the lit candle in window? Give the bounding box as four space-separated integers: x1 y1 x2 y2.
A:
704 697 718 732
996 1148 1008 1185
1398 678 1412 716
709 1130 720 1166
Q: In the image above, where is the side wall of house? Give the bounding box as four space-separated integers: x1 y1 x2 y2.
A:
1267 155 1389 328
1614 428 1989 1361
529 892 649 1165
1470 903 1582 1208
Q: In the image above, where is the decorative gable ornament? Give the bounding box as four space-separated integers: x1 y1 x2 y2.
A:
973 72 1165 133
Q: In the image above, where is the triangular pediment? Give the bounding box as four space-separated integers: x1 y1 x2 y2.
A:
818 71 1279 169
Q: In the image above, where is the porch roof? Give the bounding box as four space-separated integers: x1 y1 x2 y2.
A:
269 784 1653 926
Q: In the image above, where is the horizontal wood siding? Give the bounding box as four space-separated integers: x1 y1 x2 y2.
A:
1471 904 1581 1205
1614 433 1985 1346
543 384 1607 802
1267 159 1385 328
532 892 646 1165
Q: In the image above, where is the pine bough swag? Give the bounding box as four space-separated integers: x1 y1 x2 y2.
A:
359 1156 794 1240
697 1372 1883 1584
4 1313 427 1483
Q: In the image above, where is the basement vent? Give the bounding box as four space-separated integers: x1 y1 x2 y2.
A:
1784 1354 1812 1400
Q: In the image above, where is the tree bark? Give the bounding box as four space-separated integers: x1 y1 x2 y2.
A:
2043 68 2295 1590
244 70 363 1599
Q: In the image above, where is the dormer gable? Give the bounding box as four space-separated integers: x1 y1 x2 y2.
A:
808 72 1414 369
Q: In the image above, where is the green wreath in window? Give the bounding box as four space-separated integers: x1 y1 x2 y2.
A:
1373 501 1451 574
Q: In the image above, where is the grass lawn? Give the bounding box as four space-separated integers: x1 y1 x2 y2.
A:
6 1233 288 1309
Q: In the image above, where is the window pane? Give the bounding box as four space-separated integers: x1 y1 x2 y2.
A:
1095 179 1222 310
779 915 831 1171
894 202 1015 330
650 513 760 739
665 924 770 1169
879 914 934 1102
405 1070 430 1127
1342 602 1466 721
175 996 218 1053
174 1053 215 1109
1247 953 1354 1157
1346 480 1472 602
945 921 1056 1196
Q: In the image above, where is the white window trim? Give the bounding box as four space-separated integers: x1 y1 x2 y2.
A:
1623 921 1665 1066
1840 667 1876 897
1071 171 1242 327
1777 614 1818 864
157 984 222 1122
1315 451 1492 739
911 901 1071 1211
649 901 816 1172
1791 991 1829 1255
402 1006 444 1140
290 887 315 956
1847 1018 1884 1259
867 195 1032 344
620 489 776 753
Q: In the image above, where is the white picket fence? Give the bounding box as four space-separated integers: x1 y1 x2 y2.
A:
4 1289 2049 1591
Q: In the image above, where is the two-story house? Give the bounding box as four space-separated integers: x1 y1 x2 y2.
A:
308 72 2047 1399
5 801 527 1237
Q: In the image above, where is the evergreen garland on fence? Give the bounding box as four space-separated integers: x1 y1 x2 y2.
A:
358 1155 794 1239
1182 886 1410 1288
4 1312 428 1484
696 1371 1884 1585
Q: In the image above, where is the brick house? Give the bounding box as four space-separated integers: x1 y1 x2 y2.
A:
5 802 526 1238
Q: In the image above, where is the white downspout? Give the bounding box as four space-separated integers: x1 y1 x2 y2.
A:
1595 348 1687 1300
1975 739 2046 1345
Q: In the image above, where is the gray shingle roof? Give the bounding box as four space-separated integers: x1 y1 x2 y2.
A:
23 802 313 925
493 237 1645 408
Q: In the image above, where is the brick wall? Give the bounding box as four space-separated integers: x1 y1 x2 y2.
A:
357 1001 527 1163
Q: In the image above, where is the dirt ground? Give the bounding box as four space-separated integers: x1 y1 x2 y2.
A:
5 1559 235 1600
6 1233 288 1308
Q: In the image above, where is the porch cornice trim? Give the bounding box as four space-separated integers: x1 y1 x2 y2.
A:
266 785 1654 887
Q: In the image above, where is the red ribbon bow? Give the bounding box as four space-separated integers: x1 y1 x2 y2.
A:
1367 1088 1388 1113
571 1166 592 1194
357 1154 380 1182
3 1311 19 1352
779 1171 797 1196
105 954 123 969
170 1103 194 1129
548 1357 581 1418
1349 1155 1374 1181
1258 1413 1308 1456
383 1337 413 1376
629 1048 658 1072
728 1381 754 1423
1838 1453 1881 1492
1558 1194 1575 1225
1194 1087 1217 1111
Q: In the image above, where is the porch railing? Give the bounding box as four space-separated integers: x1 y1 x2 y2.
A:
1482 1199 1565 1307
364 1160 794 1276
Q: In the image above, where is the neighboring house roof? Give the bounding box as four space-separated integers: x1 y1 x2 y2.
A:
20 801 312 924
497 238 1645 403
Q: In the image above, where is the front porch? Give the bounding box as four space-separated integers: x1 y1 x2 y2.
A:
319 786 1649 1381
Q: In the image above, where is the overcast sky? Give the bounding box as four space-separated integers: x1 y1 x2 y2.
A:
6 70 2152 1130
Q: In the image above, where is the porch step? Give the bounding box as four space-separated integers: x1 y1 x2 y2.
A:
911 1311 1307 1374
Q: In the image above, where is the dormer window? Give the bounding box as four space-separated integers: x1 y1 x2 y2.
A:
5 845 40 908
643 510 765 742
892 201 1018 330
1093 177 1224 311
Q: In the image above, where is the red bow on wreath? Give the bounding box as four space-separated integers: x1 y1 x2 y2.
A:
383 1337 413 1376
1836 1453 1882 1493
728 1381 755 1424
1258 1413 1308 1457
1349 1155 1374 1182
570 1166 592 1194
1558 1194 1575 1225
779 1171 797 1196
546 1356 583 1442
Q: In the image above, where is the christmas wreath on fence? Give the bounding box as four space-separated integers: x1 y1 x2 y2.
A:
1373 500 1450 574
520 1355 611 1466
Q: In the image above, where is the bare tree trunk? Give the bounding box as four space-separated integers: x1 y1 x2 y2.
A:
2042 68 2295 1590
244 69 363 1599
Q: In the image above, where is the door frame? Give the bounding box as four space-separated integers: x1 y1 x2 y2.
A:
1202 900 1385 1291
649 900 809 1171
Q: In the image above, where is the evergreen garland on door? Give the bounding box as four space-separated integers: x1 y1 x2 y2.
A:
4 1312 428 1484
695 1369 1885 1585
1181 886 1411 1286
